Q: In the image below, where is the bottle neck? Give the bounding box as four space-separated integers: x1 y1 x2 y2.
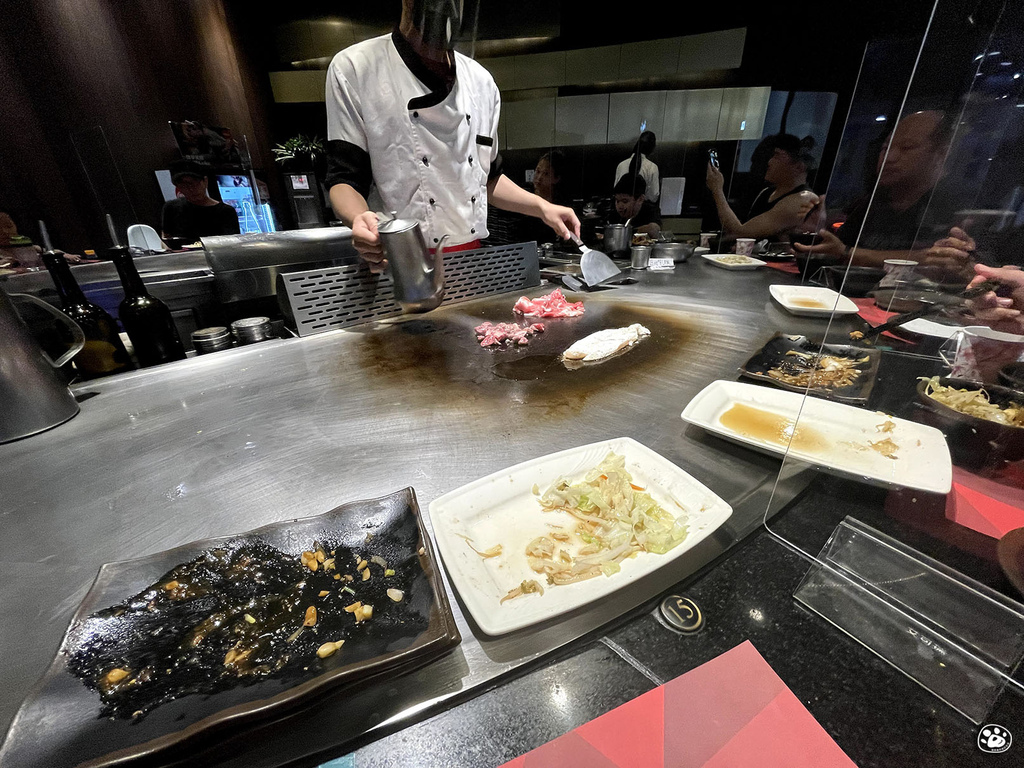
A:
110 246 150 298
41 250 88 305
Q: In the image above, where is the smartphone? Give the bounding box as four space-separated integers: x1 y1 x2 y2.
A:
708 149 719 169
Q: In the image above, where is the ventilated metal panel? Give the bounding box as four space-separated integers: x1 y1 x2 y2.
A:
278 241 539 336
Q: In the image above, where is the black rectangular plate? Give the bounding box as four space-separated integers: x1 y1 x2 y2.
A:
739 333 881 404
0 488 460 768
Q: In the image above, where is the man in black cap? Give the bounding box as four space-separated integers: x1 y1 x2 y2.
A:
161 160 240 242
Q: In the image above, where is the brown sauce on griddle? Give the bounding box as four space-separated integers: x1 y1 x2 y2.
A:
66 540 425 720
356 301 695 413
719 402 828 453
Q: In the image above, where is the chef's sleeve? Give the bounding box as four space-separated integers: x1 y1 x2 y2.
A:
487 86 503 183
324 63 373 198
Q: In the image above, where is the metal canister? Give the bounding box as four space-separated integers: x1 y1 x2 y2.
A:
231 317 274 345
630 245 651 270
192 326 233 355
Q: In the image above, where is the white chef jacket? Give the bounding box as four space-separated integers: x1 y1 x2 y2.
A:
325 33 502 247
614 155 660 203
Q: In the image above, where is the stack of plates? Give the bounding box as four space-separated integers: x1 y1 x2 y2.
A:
231 317 274 345
191 326 233 355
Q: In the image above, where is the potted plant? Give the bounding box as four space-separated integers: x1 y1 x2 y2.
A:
271 134 326 179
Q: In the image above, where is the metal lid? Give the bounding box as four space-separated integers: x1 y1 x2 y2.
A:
192 326 230 341
231 317 271 330
377 216 420 235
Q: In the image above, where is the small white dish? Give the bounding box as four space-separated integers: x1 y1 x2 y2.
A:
769 284 859 317
680 380 951 495
428 437 732 636
899 318 964 339
700 253 767 270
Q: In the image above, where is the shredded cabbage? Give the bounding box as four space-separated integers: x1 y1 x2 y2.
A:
921 376 1024 427
528 452 688 588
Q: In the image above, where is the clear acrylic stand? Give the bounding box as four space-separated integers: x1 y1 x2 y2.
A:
793 517 1024 723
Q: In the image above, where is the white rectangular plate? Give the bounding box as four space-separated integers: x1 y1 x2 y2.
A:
769 284 859 317
700 253 767 270
681 380 951 494
428 437 732 636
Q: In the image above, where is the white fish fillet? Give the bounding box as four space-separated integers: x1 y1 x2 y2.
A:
561 324 651 361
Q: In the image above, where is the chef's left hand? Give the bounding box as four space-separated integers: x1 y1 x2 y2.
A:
540 202 581 240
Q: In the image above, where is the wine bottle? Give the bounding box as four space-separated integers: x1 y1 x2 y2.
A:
109 246 186 367
41 249 133 377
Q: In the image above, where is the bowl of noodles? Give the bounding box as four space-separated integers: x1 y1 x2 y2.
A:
915 376 1024 473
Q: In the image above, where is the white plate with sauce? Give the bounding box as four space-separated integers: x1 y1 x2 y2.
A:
769 284 859 317
428 437 732 636
681 380 951 495
700 253 767 270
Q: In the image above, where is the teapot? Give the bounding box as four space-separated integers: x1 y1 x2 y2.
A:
0 285 85 444
377 215 447 313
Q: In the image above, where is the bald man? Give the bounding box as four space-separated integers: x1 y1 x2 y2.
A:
795 111 969 271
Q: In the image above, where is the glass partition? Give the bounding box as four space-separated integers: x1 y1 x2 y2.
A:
757 0 1024 722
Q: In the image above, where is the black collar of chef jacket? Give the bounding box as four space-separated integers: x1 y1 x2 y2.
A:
392 29 457 110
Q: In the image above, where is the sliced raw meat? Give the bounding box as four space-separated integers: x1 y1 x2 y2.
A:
513 289 585 318
561 324 651 362
475 321 545 348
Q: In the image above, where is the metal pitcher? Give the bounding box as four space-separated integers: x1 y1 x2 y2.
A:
604 223 632 256
377 215 447 313
0 286 85 444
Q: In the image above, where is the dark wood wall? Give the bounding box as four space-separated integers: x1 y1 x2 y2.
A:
0 0 275 253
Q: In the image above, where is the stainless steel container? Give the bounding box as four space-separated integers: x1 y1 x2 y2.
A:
231 317 274 345
378 216 447 313
603 224 632 256
0 288 85 444
630 245 651 270
192 326 234 355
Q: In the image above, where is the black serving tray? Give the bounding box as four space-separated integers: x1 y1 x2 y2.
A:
0 488 460 768
740 333 881 404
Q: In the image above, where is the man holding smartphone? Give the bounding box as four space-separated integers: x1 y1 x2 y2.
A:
705 135 820 243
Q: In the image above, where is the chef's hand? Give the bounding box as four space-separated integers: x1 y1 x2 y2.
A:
352 211 385 273
541 202 581 240
706 163 725 196
792 228 847 258
966 263 1024 333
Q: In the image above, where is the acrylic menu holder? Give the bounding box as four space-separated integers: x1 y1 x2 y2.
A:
792 517 1024 724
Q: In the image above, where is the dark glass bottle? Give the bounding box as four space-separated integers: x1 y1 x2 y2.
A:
41 249 133 377
109 246 186 367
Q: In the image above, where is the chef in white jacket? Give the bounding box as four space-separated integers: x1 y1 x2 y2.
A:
326 0 579 272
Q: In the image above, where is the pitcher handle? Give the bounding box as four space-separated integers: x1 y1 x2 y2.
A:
12 293 86 368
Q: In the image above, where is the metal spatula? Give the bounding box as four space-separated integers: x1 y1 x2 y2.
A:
569 233 621 287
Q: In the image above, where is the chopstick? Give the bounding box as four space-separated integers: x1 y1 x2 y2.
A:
859 281 998 340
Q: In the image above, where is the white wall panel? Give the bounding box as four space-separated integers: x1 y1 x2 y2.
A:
717 87 771 140
504 98 556 149
663 89 724 142
554 94 609 146
608 91 666 144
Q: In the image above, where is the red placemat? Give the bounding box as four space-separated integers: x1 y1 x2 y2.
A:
499 641 856 768
851 298 916 341
765 260 800 275
946 467 1024 539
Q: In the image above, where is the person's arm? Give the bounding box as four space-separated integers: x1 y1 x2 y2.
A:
794 224 975 272
648 163 660 203
324 57 384 267
328 184 384 271
487 174 580 239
